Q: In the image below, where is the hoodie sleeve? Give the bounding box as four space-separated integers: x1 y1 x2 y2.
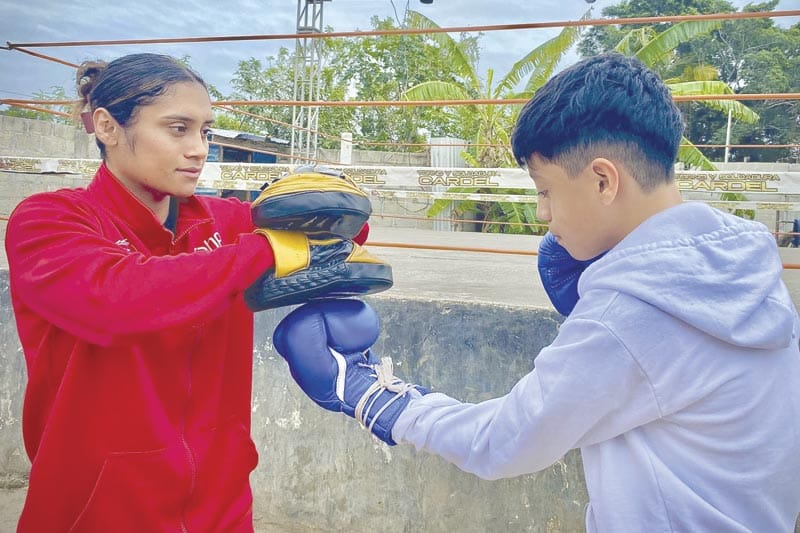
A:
5 192 274 346
391 317 663 480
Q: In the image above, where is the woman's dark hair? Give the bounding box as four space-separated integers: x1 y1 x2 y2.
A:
75 53 207 157
511 52 684 190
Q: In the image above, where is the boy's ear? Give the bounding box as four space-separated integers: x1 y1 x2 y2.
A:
591 158 620 205
92 108 120 146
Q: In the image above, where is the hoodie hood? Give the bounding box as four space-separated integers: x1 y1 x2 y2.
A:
581 201 795 350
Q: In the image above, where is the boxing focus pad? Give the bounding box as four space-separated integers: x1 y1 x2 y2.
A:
537 232 604 316
251 165 371 239
273 299 427 445
245 230 393 311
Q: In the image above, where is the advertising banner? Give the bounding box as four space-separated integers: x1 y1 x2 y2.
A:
1 157 798 196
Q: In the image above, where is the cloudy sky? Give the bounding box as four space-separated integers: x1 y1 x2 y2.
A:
1 0 798 105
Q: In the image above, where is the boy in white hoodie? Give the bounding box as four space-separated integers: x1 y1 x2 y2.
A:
272 52 800 532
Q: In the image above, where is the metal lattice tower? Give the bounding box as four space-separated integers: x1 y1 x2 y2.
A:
292 0 330 164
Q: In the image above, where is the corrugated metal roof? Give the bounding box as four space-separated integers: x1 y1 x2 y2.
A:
209 128 289 145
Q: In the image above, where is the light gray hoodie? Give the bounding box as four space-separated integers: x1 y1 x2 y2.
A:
393 201 800 532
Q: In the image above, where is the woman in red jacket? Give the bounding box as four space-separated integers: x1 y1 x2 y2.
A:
4 53 375 532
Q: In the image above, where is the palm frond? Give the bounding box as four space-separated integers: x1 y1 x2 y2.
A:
402 80 474 102
406 10 478 87
635 20 722 67
495 23 581 97
678 136 716 170
669 81 760 123
614 27 656 56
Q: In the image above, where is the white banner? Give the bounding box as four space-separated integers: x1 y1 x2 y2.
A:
1 157 798 195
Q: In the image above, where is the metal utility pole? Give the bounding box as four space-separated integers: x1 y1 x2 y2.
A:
292 0 330 165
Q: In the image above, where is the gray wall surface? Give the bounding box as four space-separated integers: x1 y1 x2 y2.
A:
3 114 799 531
0 115 99 160
0 270 588 532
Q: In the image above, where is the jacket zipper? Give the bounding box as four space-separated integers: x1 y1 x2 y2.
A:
173 217 207 532
179 336 199 532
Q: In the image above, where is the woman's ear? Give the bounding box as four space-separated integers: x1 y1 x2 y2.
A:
591 158 620 205
92 108 119 147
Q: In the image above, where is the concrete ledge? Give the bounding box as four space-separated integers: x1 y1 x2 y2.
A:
0 270 591 532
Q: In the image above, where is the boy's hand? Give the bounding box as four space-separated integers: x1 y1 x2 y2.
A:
537 232 604 316
273 298 427 445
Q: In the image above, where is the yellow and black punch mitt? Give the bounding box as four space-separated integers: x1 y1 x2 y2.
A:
251 165 371 239
244 229 393 311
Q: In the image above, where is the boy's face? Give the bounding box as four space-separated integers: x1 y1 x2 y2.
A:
526 153 616 261
101 81 213 203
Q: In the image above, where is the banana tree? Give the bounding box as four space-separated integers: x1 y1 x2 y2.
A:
402 9 585 233
405 14 760 232
626 19 760 219
624 19 759 171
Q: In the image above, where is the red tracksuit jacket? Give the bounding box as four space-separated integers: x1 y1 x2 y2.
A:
6 163 276 532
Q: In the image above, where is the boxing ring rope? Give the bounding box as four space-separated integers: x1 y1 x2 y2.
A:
2 9 799 268
1 213 799 269
7 92 799 111
4 10 799 51
2 157 800 269
364 240 800 271
3 99 797 155
1 8 798 158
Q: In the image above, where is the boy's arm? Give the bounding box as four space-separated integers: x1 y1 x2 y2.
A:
274 299 662 480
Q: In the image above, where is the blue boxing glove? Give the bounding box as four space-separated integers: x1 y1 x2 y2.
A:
273 298 427 445
537 232 604 316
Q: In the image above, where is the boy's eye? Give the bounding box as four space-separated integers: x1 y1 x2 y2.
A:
171 125 188 133
537 190 548 198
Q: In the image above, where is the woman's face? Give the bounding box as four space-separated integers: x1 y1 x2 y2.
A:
102 81 213 206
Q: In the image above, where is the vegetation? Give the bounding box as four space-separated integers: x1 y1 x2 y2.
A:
1 86 73 124
400 9 586 234
581 0 800 164
3 1 797 230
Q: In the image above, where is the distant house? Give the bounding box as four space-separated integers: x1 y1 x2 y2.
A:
203 128 292 200
207 128 291 165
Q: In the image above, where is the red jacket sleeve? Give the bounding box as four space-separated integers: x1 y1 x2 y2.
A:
5 193 274 346
354 222 370 245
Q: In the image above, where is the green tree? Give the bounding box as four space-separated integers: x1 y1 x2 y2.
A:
580 0 798 164
579 0 735 57
616 18 760 170
399 9 586 234
218 14 467 152
0 86 73 125
681 1 800 163
402 10 583 168
326 13 478 151
214 51 299 140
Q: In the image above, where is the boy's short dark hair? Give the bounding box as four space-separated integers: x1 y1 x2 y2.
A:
511 52 684 191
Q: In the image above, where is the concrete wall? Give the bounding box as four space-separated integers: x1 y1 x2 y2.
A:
319 146 429 168
0 270 587 531
251 297 584 531
0 115 589 530
3 115 798 531
0 116 436 232
0 115 99 160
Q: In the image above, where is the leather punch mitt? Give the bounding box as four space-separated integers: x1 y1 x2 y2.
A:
251 165 372 239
